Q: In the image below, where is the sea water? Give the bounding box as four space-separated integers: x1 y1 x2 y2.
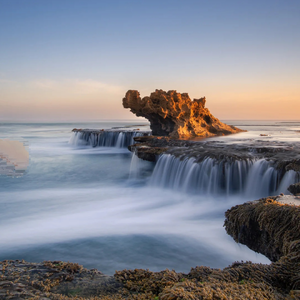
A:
0 120 300 274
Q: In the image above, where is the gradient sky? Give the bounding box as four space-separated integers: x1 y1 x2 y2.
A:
0 0 299 121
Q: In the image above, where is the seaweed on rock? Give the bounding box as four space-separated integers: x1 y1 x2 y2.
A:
224 197 300 294
224 198 300 262
114 266 285 299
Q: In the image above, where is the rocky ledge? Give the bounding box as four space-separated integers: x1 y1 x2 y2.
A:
123 89 244 139
0 260 122 300
130 135 300 173
224 196 300 298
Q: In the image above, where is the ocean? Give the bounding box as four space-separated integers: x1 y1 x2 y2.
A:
0 120 299 275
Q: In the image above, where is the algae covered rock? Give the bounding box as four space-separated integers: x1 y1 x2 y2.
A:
123 89 244 139
224 197 300 262
224 197 300 294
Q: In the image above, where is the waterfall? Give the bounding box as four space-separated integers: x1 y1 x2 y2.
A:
150 154 299 198
129 151 141 180
69 131 148 148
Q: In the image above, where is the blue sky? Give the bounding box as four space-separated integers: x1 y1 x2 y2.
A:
0 0 299 121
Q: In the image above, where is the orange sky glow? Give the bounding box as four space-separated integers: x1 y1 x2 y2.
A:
1 1 299 122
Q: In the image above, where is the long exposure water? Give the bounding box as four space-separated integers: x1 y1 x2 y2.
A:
1 120 300 274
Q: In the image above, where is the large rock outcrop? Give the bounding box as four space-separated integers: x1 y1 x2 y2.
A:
224 197 300 294
224 197 300 263
123 89 243 139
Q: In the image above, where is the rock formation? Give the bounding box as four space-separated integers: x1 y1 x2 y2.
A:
288 182 300 195
123 89 243 139
224 197 300 293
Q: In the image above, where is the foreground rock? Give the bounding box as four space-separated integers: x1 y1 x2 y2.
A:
0 259 291 299
0 260 122 299
224 197 300 296
225 196 300 262
123 89 243 139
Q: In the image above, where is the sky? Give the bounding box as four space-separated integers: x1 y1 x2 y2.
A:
0 0 299 121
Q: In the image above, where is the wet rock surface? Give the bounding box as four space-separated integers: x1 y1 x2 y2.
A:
123 89 243 138
288 182 300 195
0 260 122 299
0 258 294 300
131 136 300 173
224 198 300 294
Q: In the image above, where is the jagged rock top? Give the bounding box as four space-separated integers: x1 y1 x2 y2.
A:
123 89 243 138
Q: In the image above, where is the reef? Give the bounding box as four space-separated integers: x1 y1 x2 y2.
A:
0 259 292 299
123 89 243 139
0 260 122 299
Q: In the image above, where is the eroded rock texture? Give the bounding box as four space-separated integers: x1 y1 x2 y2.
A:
224 197 300 262
223 198 300 296
123 89 243 138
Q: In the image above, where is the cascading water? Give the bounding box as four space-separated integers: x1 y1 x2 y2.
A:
129 151 141 179
8 121 300 275
129 151 155 181
150 154 299 198
69 130 148 148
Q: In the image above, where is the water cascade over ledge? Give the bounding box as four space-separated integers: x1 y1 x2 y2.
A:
69 130 149 148
150 154 299 198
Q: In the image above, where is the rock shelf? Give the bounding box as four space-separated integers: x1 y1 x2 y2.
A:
130 135 300 174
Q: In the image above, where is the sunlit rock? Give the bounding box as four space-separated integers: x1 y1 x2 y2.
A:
123 89 244 139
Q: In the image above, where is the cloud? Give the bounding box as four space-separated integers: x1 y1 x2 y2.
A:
73 79 124 94
31 79 57 89
29 79 124 95
0 78 132 121
0 78 14 85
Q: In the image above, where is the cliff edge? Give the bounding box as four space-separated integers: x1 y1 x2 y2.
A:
123 89 244 139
